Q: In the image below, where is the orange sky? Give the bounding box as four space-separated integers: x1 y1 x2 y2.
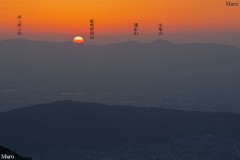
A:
1 0 240 44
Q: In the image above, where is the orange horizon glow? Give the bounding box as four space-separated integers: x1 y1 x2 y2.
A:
73 36 84 44
1 0 240 42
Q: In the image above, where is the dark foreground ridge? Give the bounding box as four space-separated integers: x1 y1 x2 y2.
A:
0 145 31 160
0 100 240 153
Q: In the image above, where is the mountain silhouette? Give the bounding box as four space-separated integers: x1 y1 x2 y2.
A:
0 145 31 160
0 101 240 153
1 39 240 113
0 38 240 81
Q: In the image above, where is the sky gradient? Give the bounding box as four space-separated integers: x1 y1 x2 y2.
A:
1 0 240 45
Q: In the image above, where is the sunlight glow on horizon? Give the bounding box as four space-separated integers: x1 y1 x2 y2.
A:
73 36 84 44
1 0 240 44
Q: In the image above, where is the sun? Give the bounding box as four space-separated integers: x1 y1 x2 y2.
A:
73 36 84 44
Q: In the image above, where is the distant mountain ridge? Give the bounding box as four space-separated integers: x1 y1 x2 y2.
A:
1 101 240 153
1 39 240 113
0 38 239 81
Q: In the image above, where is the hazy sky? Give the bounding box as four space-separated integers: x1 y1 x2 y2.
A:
1 0 240 45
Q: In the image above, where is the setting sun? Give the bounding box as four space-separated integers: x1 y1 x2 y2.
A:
73 36 84 44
